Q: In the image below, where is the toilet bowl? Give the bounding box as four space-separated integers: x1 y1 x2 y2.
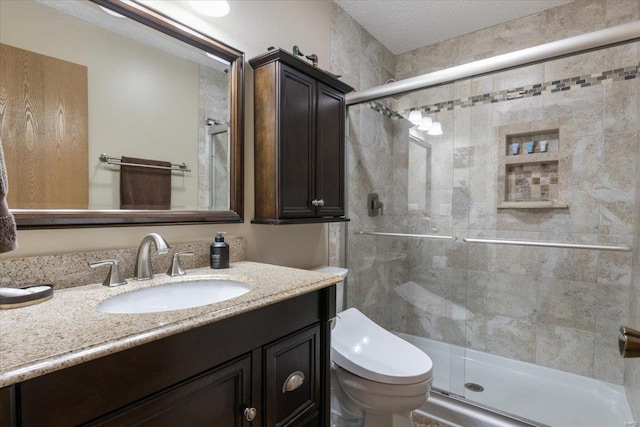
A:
311 266 433 427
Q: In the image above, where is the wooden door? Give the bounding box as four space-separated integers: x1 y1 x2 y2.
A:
315 83 345 217
264 324 321 427
0 386 16 427
0 43 88 209
87 355 253 427
278 64 315 219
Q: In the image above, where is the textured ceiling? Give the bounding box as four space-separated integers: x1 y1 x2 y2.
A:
334 0 573 54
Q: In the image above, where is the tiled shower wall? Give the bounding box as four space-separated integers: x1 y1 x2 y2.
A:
628 120 640 420
329 0 640 403
329 2 411 330
398 43 637 386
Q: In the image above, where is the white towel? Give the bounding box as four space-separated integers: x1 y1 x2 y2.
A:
0 143 17 253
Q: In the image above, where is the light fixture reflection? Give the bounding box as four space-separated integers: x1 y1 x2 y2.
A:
189 0 230 17
417 116 433 131
99 5 125 18
206 52 231 66
428 121 443 135
408 110 422 125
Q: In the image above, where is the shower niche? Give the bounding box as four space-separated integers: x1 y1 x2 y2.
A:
498 129 568 209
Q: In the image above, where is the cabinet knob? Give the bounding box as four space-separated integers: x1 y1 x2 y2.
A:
312 199 325 207
282 370 305 393
244 407 257 421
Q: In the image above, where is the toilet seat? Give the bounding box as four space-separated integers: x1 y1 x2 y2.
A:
331 308 433 385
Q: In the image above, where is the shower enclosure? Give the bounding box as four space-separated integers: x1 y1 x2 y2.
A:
340 30 638 427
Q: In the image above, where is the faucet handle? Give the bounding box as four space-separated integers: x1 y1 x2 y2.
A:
167 251 194 277
89 259 127 287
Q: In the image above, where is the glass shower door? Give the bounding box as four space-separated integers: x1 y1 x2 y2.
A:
345 90 471 398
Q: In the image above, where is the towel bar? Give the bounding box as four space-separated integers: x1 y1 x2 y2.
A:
99 154 191 172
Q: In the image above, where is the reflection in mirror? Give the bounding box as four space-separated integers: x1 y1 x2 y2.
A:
207 118 230 210
0 0 244 227
408 129 431 215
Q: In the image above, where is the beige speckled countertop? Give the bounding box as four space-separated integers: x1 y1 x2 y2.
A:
0 261 339 388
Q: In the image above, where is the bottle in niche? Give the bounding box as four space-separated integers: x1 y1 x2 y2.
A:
210 232 230 269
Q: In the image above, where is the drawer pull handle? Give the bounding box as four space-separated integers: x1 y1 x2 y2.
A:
282 371 305 393
244 407 257 421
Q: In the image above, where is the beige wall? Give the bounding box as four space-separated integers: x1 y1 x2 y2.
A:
1 0 333 269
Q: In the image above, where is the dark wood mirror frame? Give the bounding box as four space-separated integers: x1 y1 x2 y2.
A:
13 0 244 229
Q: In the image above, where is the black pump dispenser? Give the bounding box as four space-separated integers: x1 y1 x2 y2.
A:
210 232 230 269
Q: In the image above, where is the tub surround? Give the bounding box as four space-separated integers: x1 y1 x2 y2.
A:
0 237 246 290
0 261 340 388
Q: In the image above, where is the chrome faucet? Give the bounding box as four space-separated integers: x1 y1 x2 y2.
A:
134 233 170 280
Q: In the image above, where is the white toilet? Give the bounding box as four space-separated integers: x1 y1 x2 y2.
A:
311 266 433 427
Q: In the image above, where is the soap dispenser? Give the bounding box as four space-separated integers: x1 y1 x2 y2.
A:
210 232 230 269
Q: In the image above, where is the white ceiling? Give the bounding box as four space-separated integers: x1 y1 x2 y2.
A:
333 0 573 55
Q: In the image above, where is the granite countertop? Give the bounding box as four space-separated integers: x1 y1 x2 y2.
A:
0 261 339 388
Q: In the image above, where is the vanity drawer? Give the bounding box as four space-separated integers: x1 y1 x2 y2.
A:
264 323 321 427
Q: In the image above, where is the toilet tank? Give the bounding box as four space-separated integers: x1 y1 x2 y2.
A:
310 266 348 312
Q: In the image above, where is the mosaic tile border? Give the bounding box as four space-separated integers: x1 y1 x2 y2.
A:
367 100 403 119
364 63 639 120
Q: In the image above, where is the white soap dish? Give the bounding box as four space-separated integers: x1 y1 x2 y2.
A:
0 285 53 309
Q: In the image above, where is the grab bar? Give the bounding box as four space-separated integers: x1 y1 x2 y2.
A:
99 154 191 172
463 238 632 252
354 231 457 241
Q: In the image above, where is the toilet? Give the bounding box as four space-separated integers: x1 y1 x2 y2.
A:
311 266 433 427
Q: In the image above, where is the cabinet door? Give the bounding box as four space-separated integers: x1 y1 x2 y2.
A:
264 324 321 427
315 83 345 217
279 64 316 218
0 386 16 427
88 355 253 427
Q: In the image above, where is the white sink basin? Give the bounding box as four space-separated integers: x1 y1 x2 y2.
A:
97 280 250 314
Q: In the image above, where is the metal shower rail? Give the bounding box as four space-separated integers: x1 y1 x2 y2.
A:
353 232 632 252
354 231 457 241
346 21 640 105
463 238 632 252
99 154 191 172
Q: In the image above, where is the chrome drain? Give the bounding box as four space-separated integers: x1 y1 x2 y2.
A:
464 382 484 392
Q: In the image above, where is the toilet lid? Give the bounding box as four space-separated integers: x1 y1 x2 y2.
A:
331 308 433 385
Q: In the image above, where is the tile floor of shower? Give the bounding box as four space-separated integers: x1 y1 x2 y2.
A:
400 333 633 427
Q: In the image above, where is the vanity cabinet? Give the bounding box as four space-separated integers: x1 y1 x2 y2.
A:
13 286 335 427
0 386 16 427
250 49 354 225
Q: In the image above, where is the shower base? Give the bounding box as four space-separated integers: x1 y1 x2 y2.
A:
396 333 634 427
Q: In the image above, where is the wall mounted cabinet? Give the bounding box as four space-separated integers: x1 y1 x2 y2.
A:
250 49 354 224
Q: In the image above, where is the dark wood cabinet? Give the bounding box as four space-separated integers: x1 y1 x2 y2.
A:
12 286 335 427
265 324 320 426
87 355 252 427
250 49 353 225
0 386 16 427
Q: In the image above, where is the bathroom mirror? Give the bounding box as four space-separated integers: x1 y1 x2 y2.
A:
0 0 244 228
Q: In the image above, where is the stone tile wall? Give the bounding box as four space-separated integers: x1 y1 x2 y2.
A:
627 114 640 420
397 46 637 384
328 2 408 330
395 0 640 80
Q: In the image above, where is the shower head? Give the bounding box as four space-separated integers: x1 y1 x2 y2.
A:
384 79 405 100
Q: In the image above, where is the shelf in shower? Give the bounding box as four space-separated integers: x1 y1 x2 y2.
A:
497 201 568 209
504 152 558 165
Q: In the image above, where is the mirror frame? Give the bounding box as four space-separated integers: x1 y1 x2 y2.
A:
13 0 244 229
